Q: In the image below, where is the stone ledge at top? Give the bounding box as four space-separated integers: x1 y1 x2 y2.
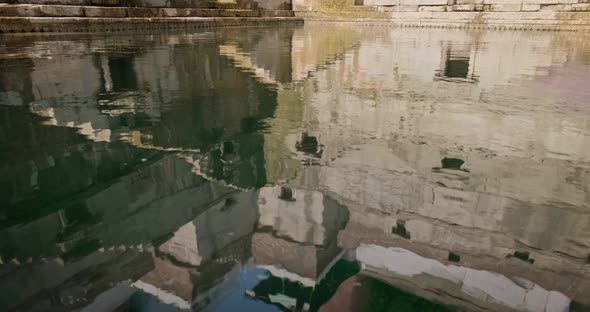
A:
0 4 295 17
293 10 590 30
0 16 303 33
345 0 590 11
0 0 292 9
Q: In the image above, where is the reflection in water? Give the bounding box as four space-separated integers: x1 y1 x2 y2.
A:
0 25 590 311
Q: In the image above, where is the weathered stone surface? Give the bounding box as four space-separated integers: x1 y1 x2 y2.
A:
456 0 483 4
0 5 42 17
125 7 162 17
483 0 521 5
364 0 398 5
390 11 433 18
452 4 475 10
256 0 292 10
260 9 294 16
419 5 447 10
416 0 448 5
138 0 169 7
162 8 183 16
431 10 478 17
38 5 84 17
490 4 523 11
83 6 127 17
0 16 304 33
540 3 571 9
486 10 557 17
522 4 541 10
396 4 419 10
219 8 260 16
572 3 590 9
523 0 558 4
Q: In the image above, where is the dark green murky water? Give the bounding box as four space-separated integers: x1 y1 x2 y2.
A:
1 25 590 312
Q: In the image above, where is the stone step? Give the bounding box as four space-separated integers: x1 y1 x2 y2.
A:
0 16 303 33
0 4 294 17
0 0 209 8
0 0 273 9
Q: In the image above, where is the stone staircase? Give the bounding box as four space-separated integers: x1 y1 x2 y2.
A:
0 0 300 33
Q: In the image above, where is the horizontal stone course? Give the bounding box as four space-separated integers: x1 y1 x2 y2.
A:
572 2 590 9
522 0 558 4
300 15 590 30
541 4 571 9
419 5 447 10
125 7 162 17
396 4 419 10
452 4 476 10
0 16 303 33
0 4 294 17
39 4 84 16
358 0 586 13
416 0 448 4
483 0 521 4
456 0 484 4
522 3 541 9
490 4 523 10
84 6 126 16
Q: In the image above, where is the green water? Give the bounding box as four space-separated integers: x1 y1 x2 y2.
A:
1 25 590 311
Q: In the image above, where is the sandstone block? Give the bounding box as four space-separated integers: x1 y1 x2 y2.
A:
366 0 398 5
219 9 259 17
260 9 294 16
0 5 41 17
398 0 412 5
89 0 121 5
39 5 83 17
84 7 126 17
456 0 483 4
417 0 448 5
126 7 162 17
432 10 478 16
540 4 571 10
452 4 475 10
522 4 541 10
522 0 558 4
139 0 169 7
391 11 433 18
489 4 522 10
364 0 388 5
484 10 556 17
396 5 419 10
418 4 447 10
483 0 521 5
572 3 590 10
162 8 181 16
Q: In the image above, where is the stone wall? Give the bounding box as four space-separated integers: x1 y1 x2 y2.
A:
0 0 292 10
361 0 590 13
292 0 590 29
293 0 590 12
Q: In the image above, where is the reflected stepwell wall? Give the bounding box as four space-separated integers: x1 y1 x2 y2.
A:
293 0 590 12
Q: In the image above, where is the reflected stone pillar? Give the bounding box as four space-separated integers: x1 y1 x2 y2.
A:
100 55 113 92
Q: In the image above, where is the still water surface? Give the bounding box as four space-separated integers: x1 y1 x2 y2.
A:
1 25 590 312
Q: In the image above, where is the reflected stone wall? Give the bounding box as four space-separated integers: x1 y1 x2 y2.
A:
270 25 590 306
